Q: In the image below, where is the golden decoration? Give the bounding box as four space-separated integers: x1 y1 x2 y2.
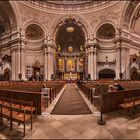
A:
68 46 73 52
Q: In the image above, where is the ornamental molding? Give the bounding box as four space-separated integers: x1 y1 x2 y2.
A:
90 10 121 26
89 3 122 27
19 3 50 30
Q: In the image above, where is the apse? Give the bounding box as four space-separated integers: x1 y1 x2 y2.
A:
56 18 85 54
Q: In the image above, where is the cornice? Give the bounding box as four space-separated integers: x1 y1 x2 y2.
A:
19 1 119 14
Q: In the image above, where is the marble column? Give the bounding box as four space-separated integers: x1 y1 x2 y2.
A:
93 49 97 80
44 47 48 81
20 36 26 80
44 45 54 81
121 46 130 80
115 45 121 80
84 49 88 79
11 49 16 80
50 52 54 78
15 49 20 80
20 48 26 80
88 48 91 78
126 48 130 80
47 51 52 80
90 47 94 80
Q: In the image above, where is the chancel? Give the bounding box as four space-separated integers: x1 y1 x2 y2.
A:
0 0 140 139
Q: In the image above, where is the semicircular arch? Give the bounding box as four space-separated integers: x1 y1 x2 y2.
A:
93 21 117 38
49 15 92 42
22 20 47 38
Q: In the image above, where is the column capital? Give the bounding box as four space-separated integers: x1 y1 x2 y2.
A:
42 43 56 50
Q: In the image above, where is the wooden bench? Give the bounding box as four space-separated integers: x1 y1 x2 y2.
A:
0 103 33 137
11 99 37 117
119 96 140 117
0 97 37 117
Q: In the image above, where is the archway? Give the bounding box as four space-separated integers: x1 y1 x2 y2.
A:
96 23 116 39
3 68 10 81
99 69 115 79
55 18 85 80
130 67 139 80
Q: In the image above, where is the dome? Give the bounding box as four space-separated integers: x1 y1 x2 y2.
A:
24 0 116 12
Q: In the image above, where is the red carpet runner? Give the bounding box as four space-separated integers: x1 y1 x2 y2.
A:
51 84 92 115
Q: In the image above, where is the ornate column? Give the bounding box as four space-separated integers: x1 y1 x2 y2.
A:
114 28 122 80
11 48 16 80
47 48 52 80
15 48 20 80
115 45 121 80
90 47 94 80
20 28 26 80
93 47 97 80
86 40 97 80
84 48 88 79
44 46 48 80
10 28 26 81
20 47 26 80
86 44 94 80
88 48 91 78
121 46 130 80
125 47 130 80
44 37 56 80
114 29 130 80
44 46 52 80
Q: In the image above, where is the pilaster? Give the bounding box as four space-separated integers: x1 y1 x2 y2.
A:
11 49 16 80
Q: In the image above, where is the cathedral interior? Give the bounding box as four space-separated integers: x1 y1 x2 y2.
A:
0 0 140 139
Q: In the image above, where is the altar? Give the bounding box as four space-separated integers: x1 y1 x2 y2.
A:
64 72 78 80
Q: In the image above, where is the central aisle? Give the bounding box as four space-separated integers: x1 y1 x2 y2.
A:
51 84 92 115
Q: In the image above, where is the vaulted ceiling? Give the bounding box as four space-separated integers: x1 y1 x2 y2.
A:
0 1 17 35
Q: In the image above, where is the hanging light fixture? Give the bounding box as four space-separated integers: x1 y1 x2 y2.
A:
66 27 74 33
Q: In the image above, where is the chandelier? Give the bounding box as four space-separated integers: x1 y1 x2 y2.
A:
66 27 74 33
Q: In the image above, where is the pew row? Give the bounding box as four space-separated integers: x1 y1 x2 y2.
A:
0 82 65 114
78 83 140 113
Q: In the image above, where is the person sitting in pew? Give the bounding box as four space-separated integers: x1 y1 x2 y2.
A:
114 83 124 90
108 85 116 92
43 84 46 88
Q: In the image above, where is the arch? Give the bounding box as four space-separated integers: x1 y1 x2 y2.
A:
99 68 116 79
49 15 92 42
130 67 139 80
0 1 18 31
55 18 85 53
3 68 10 81
130 4 140 34
120 1 140 30
9 1 21 27
22 20 47 38
94 21 117 38
25 24 45 40
96 23 116 39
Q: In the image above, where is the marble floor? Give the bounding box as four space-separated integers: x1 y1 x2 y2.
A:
0 84 140 139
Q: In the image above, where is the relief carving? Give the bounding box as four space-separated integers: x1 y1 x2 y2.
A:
90 10 121 26
20 5 49 28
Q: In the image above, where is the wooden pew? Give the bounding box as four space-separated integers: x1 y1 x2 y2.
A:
0 100 33 137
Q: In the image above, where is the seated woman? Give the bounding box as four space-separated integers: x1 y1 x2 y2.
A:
108 85 116 92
